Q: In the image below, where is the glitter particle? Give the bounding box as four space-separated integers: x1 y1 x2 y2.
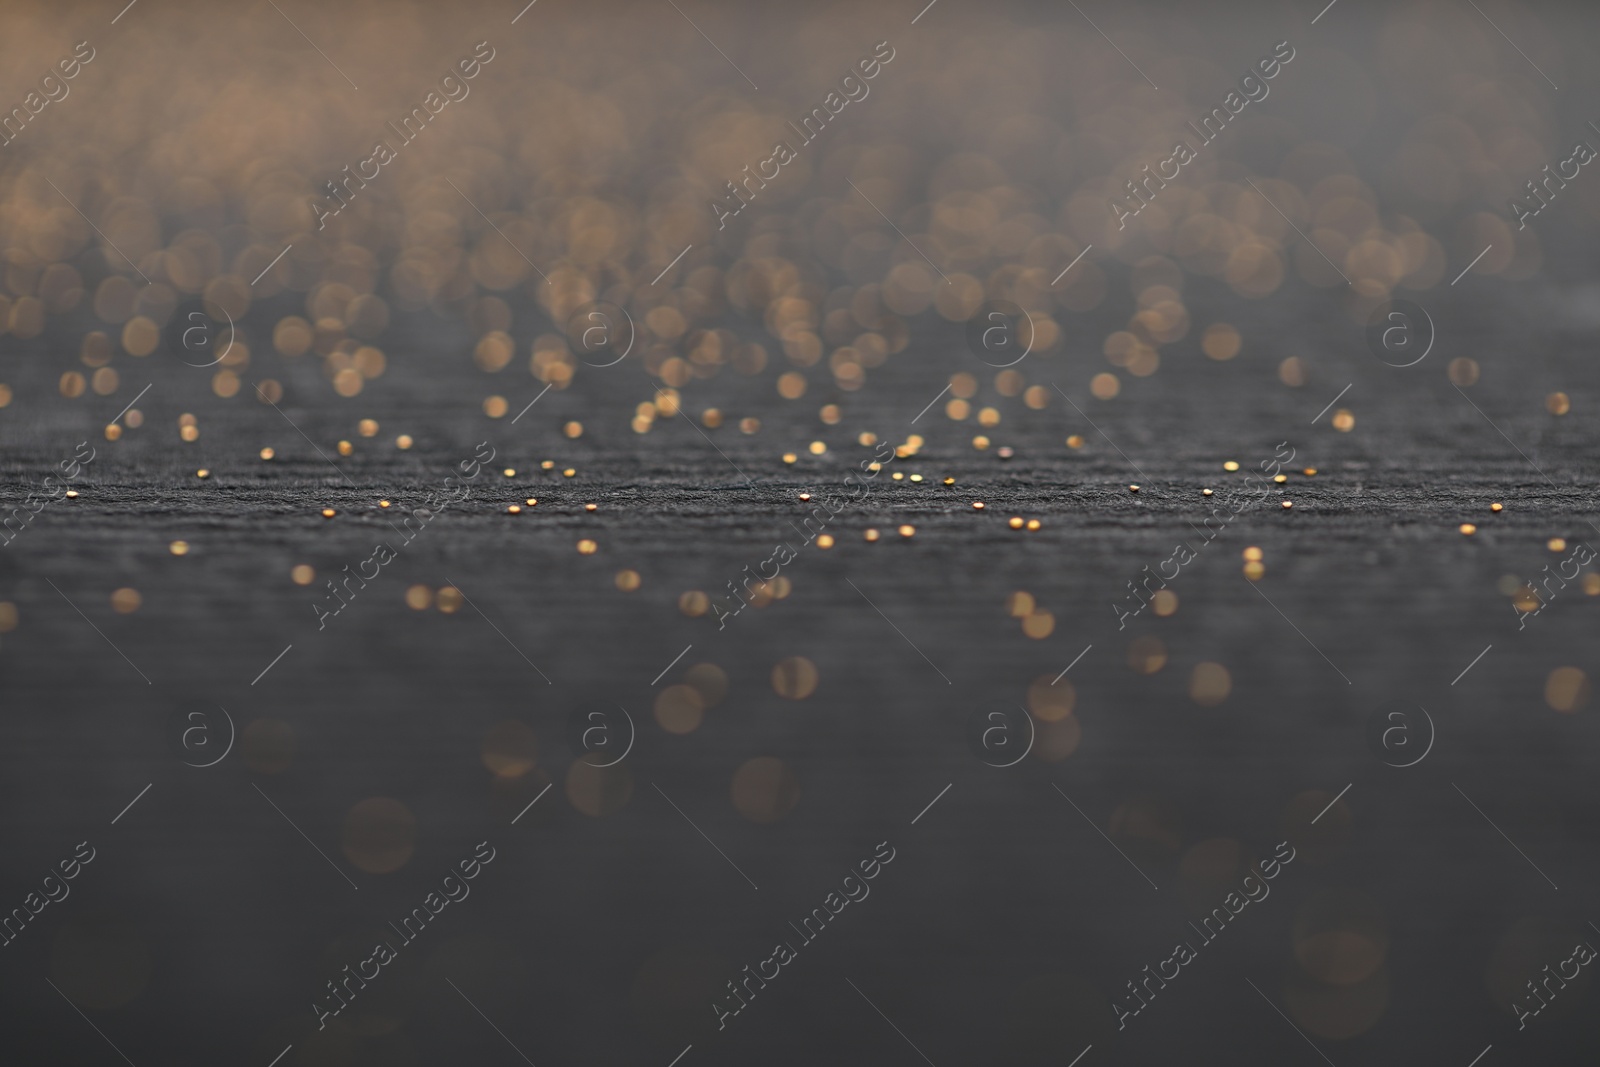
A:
577 539 597 554
898 524 915 538
1460 523 1476 535
169 540 189 556
321 508 336 519
397 435 413 449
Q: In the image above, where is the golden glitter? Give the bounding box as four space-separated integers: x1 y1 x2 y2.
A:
1009 516 1024 529
564 420 583 438
169 540 189 556
1201 323 1242 360
563 468 576 477
1332 409 1355 432
1546 667 1590 713
1281 501 1293 509
180 425 199 442
1152 589 1178 616
1546 392 1571 416
1128 635 1166 673
1273 474 1287 484
255 380 283 404
405 584 431 610
1026 519 1042 531
892 472 904 481
397 435 413 449
864 528 880 542
0 384 10 407
972 501 985 510
259 447 275 460
772 656 819 699
942 477 955 486
1022 611 1055 639
1189 662 1231 705
378 500 391 508
358 419 379 437
910 474 924 482
783 453 798 465
507 505 522 514
703 408 724 428
816 534 835 548
436 586 463 613
741 417 761 434
1089 372 1120 399
1244 561 1265 580
196 469 210 479
1066 435 1084 449
1459 523 1476 535
110 588 141 614
577 539 598 554
1549 538 1568 552
541 460 555 470
525 498 538 506
1303 468 1317 476
1006 591 1035 617
1448 357 1480 386
337 440 353 457
484 396 508 418
1202 488 1214 496
978 406 1001 427
973 435 990 450
291 565 315 586
1490 502 1503 512
615 569 641 591
1223 461 1240 471
582 503 596 512
0 603 15 632
898 524 915 538
125 410 143 428
777 372 807 399
65 490 79 499
179 413 198 428
858 431 877 446
1585 574 1600 596
996 447 1013 460
1243 547 1263 562
503 468 516 478
819 404 840 425
808 440 827 455
798 493 812 502
104 424 122 441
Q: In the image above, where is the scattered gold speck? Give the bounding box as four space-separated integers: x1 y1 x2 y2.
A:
1549 538 1568 552
858 431 877 446
898 524 915 538
816 534 835 548
562 468 576 477
405 584 431 610
679 590 709 617
1152 589 1178 616
1026 519 1042 531
892 472 904 481
1009 517 1024 529
799 493 811 502
808 440 826 455
1022 611 1055 639
1281 501 1293 509
910 474 924 482
864 528 880 542
111 588 141 614
782 453 798 465
1007 591 1035 617
436 586 463 613
540 460 555 470
972 435 990 450
1303 468 1317 476
703 408 723 428
525 498 538 506
104 424 122 441
358 419 379 437
64 490 79 499
1491 502 1503 513
942 477 955 486
291 565 315 585
1202 488 1213 496
1273 474 1287 484
260 447 275 460
584 503 597 512
321 508 336 519
397 435 413 449
1332 409 1355 432
484 395 508 418
1459 523 1476 535
615 570 641 591
577 539 597 554
564 421 583 438
1243 547 1263 562
337 440 353 457
1244 561 1265 580
972 501 985 510
0 603 16 632
507 505 522 515
1066 435 1084 449
196 469 210 479
1129 485 1140 493
1547 392 1571 416
1223 461 1239 472
169 540 189 556
180 425 199 442
378 500 391 508
1585 574 1600 596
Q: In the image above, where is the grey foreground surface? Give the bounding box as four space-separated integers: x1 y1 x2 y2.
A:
1 282 1598 1066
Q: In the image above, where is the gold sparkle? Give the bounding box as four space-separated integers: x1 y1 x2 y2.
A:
1244 561 1265 580
577 539 598 554
405 584 432 610
615 569 641 591
1332 409 1355 432
397 435 414 449
1460 523 1477 535
943 477 955 486
1009 517 1024 529
507 505 522 514
541 460 555 470
379 500 391 508
1549 538 1567 552
111 588 141 614
898 524 915 538
169 540 189 556
808 440 827 455
65 490 79 499
864 528 880 542
337 440 353 457
1281 501 1293 509
1223 461 1239 471
358 419 379 437
816 534 835 548
525 498 538 506
196 469 210 479
563 468 576 477
783 453 798 464
321 508 336 518
260 447 275 460
1066 435 1084 449
972 501 985 510
291 565 315 585
1491 502 1503 512
1243 547 1263 562
972 435 990 449
1202 488 1213 496
1026 519 1042 531
104 424 122 441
